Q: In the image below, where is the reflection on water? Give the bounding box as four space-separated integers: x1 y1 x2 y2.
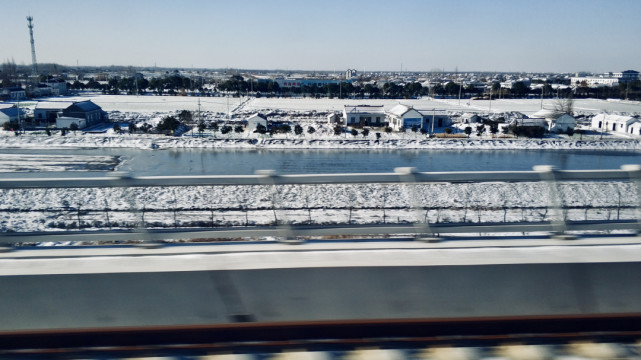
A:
0 148 639 176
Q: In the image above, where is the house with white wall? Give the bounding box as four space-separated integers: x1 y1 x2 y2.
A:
246 113 268 131
531 109 576 133
343 105 386 127
591 114 637 134
386 104 423 131
461 113 481 124
34 101 74 122
56 116 87 129
628 121 641 136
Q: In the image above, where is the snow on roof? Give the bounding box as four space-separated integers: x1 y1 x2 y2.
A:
247 113 267 121
35 101 74 110
531 108 565 120
416 109 448 116
387 104 412 117
69 100 101 112
343 105 385 114
592 113 637 124
0 107 21 117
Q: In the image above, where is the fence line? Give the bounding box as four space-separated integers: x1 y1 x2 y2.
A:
1 165 640 246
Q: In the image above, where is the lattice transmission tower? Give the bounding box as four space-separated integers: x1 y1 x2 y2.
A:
27 16 38 75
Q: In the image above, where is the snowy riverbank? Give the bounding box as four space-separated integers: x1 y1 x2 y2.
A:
1 131 641 151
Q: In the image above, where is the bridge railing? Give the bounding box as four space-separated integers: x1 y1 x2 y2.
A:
1 165 640 246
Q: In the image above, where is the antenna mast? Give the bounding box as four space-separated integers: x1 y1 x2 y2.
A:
27 16 38 76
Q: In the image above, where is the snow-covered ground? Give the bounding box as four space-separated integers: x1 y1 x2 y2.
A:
1 181 637 233
242 97 641 116
1 129 640 151
41 94 244 113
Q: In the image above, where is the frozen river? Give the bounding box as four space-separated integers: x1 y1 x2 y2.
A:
0 147 639 176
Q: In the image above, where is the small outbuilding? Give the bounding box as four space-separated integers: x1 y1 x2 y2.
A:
461 113 481 124
246 113 268 131
531 108 576 133
327 113 342 125
628 121 641 136
591 114 637 134
56 116 87 129
548 114 576 133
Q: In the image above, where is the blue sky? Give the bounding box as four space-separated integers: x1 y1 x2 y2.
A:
3 0 640 73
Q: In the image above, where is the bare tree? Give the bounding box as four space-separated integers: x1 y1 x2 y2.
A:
553 94 574 116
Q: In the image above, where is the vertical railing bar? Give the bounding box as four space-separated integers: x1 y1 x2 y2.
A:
534 165 577 240
255 170 299 244
394 167 439 242
113 172 161 248
621 164 641 235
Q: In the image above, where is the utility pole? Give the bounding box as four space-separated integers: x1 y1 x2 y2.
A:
431 108 435 136
17 100 21 134
540 86 544 109
626 81 630 100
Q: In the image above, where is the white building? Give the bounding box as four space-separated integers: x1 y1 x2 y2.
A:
591 114 638 133
386 104 423 131
2 87 26 100
327 113 341 125
628 122 641 136
570 76 619 87
531 109 576 133
548 114 576 133
246 113 268 131
343 105 386 127
34 101 74 122
510 118 548 129
56 116 87 129
461 113 481 124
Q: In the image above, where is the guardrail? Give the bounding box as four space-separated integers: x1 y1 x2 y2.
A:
1 165 640 246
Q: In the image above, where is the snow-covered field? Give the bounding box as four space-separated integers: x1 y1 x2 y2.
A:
42 94 244 113
242 97 641 116
32 94 641 117
1 181 637 233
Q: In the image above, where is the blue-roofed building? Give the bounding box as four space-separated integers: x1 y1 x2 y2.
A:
61 100 108 126
0 106 27 125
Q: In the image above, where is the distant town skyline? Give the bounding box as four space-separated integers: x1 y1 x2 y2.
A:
3 0 641 74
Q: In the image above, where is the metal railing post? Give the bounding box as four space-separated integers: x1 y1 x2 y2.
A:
621 164 641 235
112 172 161 248
394 167 439 242
534 165 576 240
255 170 299 244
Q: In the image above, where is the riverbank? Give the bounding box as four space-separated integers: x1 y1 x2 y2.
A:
1 131 641 151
